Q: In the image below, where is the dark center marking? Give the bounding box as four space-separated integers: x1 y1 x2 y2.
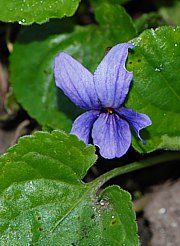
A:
107 108 113 114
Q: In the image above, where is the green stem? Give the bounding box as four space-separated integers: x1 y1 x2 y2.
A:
92 152 180 188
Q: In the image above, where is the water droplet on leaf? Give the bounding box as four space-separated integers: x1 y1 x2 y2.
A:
18 19 26 24
155 64 164 72
100 200 105 206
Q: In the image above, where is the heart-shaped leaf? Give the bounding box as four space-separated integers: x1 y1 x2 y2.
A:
0 0 80 25
126 26 180 152
0 131 138 245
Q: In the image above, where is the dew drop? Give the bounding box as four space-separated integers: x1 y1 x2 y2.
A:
18 18 26 24
100 200 105 206
155 64 164 72
174 44 178 47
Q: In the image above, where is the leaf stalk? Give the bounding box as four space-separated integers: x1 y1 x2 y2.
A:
92 152 180 188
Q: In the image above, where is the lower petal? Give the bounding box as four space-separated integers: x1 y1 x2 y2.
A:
116 107 152 144
70 110 99 145
92 113 131 159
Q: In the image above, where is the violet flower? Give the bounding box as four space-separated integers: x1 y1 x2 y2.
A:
54 43 152 159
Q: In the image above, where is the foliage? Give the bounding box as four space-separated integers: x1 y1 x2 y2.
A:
0 0 81 24
127 26 180 152
0 0 179 244
0 131 138 245
10 3 136 130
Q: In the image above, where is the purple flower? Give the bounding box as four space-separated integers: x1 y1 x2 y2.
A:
54 43 152 159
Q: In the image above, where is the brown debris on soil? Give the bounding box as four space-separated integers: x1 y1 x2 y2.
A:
144 180 180 246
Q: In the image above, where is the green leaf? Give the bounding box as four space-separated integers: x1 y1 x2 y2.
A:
95 3 136 42
126 26 180 152
0 0 80 25
10 21 75 131
0 131 138 245
10 5 136 130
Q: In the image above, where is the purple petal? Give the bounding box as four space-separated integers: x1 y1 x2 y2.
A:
70 110 100 145
116 107 152 144
93 43 134 109
54 52 100 110
92 113 131 159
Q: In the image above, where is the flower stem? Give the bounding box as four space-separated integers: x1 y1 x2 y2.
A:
92 152 180 188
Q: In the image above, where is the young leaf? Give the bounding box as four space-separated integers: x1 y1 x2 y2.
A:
0 0 80 25
126 26 180 152
0 131 138 245
10 5 136 130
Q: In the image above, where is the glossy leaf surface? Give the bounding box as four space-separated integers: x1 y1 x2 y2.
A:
126 26 180 152
0 131 138 245
0 0 80 25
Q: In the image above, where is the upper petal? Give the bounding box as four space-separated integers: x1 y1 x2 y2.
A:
92 113 131 159
93 43 134 109
70 110 99 145
54 52 100 110
116 107 152 144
